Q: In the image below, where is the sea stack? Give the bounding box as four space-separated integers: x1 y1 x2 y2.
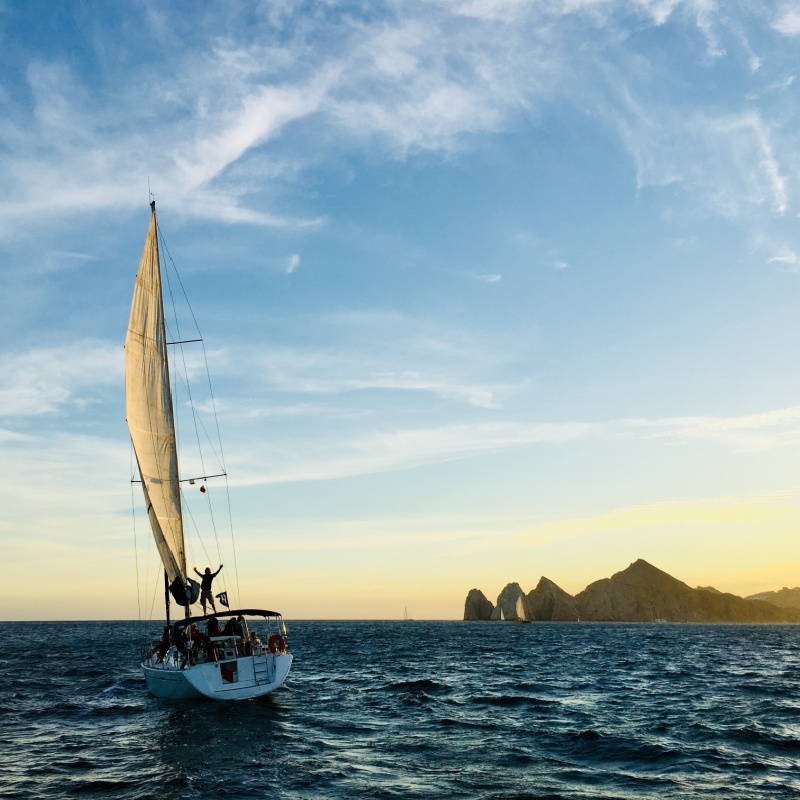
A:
526 576 579 621
491 582 531 621
464 589 494 620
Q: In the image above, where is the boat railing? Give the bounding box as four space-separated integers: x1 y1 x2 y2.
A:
142 612 286 669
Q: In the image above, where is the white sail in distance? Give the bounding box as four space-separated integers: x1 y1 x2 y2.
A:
125 203 187 588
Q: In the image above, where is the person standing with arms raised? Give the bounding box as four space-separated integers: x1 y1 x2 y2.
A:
194 564 223 614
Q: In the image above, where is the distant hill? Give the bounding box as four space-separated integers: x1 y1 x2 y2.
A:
746 587 800 610
464 559 800 623
575 560 799 622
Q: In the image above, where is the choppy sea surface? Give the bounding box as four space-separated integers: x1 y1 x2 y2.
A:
2 621 800 799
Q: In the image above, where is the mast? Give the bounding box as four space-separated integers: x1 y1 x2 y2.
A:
126 200 196 613
150 201 189 621
165 570 171 626
150 200 187 584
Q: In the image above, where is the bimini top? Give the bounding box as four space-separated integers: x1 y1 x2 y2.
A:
173 609 283 630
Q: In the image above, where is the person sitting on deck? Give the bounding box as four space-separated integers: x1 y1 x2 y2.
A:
245 631 262 655
206 616 223 638
222 616 247 654
193 564 223 614
222 615 246 637
150 625 171 664
173 626 189 669
187 623 209 663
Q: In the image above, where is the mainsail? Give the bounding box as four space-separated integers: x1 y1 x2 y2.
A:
125 202 196 605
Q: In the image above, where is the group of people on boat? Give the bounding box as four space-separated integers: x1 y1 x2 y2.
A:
150 615 264 668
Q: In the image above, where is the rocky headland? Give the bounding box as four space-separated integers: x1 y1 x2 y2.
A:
464 559 800 623
746 586 800 609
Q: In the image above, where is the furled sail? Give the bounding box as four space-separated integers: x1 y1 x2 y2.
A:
125 203 196 605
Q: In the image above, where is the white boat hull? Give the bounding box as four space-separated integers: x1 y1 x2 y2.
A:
142 651 293 700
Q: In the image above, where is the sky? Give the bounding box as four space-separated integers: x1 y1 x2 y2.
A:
2 0 800 620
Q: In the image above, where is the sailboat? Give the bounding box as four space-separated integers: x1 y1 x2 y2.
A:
128 201 292 700
512 595 532 624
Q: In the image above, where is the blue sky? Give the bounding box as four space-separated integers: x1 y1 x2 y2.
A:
3 1 800 619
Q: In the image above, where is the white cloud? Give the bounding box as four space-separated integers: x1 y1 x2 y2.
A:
615 104 788 217
0 341 121 417
768 248 799 267
773 8 800 36
214 402 800 486
212 310 527 410
475 273 502 282
40 250 96 274
233 420 597 485
626 406 800 451
286 253 300 273
0 1 793 240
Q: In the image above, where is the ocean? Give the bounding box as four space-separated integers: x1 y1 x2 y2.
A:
1 620 799 799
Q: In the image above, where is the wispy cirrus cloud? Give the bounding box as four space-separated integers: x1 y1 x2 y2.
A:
232 419 597 486
614 102 788 217
768 248 799 268
624 406 800 451
225 403 800 485
0 342 121 417
211 309 525 410
1 1 793 240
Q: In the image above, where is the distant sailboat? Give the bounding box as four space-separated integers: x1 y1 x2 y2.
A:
130 201 292 700
513 595 532 624
404 607 413 622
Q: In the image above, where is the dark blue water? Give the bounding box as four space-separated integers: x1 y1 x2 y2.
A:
1 621 799 798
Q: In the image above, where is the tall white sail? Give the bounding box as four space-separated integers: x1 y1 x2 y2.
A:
516 596 526 621
125 203 187 589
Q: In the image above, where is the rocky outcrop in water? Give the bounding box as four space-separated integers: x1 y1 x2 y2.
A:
491 582 531 621
463 588 494 620
526 577 579 621
463 559 800 622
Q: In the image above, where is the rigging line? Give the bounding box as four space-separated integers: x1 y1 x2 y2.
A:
159 232 204 343
181 489 228 600
203 483 226 579
158 224 207 584
158 224 211 492
159 227 229 550
131 444 142 622
160 226 234 598
168 363 224 469
200 339 227 472
160 229 227 474
180 490 215 568
223 473 242 608
148 552 161 621
158 224 228 586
